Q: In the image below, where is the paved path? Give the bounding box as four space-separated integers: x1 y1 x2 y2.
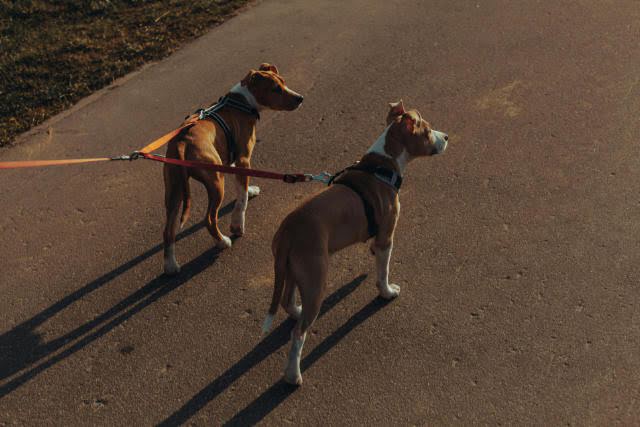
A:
1 0 639 424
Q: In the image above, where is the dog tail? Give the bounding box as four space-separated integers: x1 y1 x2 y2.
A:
262 231 289 334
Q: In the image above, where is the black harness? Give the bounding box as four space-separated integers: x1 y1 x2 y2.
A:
329 162 402 238
194 95 260 164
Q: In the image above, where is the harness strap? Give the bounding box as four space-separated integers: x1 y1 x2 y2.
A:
196 95 260 164
329 162 402 192
199 109 236 163
327 161 402 238
334 181 377 237
350 162 403 191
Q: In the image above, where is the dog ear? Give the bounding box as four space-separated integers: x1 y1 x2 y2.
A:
241 70 260 86
258 63 279 74
388 100 405 117
400 112 417 134
241 70 254 86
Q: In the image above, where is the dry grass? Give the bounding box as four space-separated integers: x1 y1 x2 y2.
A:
0 0 250 146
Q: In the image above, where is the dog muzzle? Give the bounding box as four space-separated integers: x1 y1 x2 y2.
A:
431 130 448 154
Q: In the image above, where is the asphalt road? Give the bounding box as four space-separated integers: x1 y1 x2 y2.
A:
1 0 639 425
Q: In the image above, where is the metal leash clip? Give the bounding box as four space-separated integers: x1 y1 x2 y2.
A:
305 171 333 184
110 152 143 161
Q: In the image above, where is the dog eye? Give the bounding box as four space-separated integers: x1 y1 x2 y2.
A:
273 85 283 94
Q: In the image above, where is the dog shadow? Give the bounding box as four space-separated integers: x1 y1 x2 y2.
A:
222 296 392 426
0 201 236 399
158 275 391 427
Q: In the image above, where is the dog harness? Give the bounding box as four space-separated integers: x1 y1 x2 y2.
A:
194 95 260 164
329 162 402 238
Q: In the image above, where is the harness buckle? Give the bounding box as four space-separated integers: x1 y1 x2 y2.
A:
305 171 333 184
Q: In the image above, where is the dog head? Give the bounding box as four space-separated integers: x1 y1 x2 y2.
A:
385 100 448 158
240 63 304 111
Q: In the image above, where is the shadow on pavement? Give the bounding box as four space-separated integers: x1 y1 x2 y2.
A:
223 296 392 426
0 201 236 398
158 274 369 427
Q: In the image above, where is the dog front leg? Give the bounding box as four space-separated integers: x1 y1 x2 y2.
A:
374 241 400 299
230 159 260 236
374 202 400 299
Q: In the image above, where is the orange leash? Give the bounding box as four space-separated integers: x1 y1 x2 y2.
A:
0 122 194 170
138 122 195 154
0 157 112 169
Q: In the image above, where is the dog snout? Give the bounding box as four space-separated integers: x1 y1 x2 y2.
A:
295 94 304 105
431 130 448 154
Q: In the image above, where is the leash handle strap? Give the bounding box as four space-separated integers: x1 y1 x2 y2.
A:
139 152 308 183
0 157 111 169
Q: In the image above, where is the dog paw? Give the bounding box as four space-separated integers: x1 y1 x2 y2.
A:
248 185 260 198
230 223 244 237
379 283 400 300
283 369 303 386
215 235 233 249
164 260 181 276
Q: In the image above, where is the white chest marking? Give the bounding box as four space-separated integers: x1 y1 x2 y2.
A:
366 126 408 174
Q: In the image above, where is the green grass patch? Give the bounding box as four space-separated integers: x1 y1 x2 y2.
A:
0 0 250 147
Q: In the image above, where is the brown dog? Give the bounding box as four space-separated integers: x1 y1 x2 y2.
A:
162 63 303 275
262 101 448 385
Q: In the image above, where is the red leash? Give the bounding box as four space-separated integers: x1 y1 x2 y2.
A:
135 152 318 184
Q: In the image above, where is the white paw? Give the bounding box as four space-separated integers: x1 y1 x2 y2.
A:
248 185 260 198
215 235 233 249
230 210 246 236
283 368 303 386
379 283 400 300
230 221 245 237
164 258 181 276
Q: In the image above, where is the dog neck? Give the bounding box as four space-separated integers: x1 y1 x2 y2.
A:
366 126 409 175
229 83 262 113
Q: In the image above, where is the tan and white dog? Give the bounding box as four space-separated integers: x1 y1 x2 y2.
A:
162 63 303 275
262 101 448 385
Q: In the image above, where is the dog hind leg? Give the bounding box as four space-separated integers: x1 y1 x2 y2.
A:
283 254 327 385
163 164 184 275
179 169 191 229
202 172 232 249
282 278 302 320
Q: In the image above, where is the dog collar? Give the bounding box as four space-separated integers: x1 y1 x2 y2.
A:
228 84 261 118
217 95 260 120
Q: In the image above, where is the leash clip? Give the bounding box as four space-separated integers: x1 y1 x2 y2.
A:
305 171 333 184
130 151 143 161
111 152 143 161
